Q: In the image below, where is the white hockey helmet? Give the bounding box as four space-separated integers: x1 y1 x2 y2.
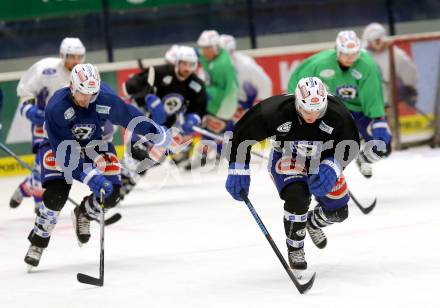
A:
335 30 361 56
197 30 220 47
218 34 236 52
70 63 100 100
175 46 198 69
362 22 386 43
164 44 180 65
60 37 86 58
295 77 328 116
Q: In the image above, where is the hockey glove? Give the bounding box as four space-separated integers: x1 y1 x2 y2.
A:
25 105 45 126
226 163 250 201
181 113 201 134
80 169 113 199
372 118 391 145
308 158 341 197
145 94 167 125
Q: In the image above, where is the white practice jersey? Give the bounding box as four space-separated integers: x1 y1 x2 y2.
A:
231 52 272 102
17 57 70 105
15 57 115 142
367 46 418 103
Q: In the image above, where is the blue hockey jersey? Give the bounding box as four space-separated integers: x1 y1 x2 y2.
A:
44 82 164 180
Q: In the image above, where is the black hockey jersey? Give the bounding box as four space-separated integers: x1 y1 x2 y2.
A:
124 64 207 128
229 94 360 167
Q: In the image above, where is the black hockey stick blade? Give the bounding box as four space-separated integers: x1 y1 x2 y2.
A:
77 273 103 287
296 272 316 294
349 191 377 214
90 212 121 226
240 192 315 294
104 213 122 226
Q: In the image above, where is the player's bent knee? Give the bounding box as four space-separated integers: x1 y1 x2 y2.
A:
42 179 71 211
282 182 311 214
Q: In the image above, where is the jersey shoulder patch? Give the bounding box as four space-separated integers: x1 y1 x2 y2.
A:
189 80 202 93
351 69 363 80
96 104 111 114
64 107 75 120
319 120 334 134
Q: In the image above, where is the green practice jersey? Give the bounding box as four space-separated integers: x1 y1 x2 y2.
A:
199 48 238 120
288 49 385 118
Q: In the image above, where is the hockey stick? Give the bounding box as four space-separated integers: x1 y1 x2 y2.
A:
240 191 315 294
348 190 376 214
0 141 122 225
193 126 376 215
77 189 105 287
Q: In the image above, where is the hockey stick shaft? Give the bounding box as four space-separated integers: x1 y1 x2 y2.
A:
77 189 106 287
0 141 122 224
192 127 374 214
99 189 105 284
239 191 315 294
0 141 81 208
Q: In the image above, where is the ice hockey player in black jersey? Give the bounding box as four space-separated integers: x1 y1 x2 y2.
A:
225 77 361 274
121 46 207 199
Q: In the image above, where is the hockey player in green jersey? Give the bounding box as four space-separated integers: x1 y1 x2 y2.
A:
191 30 238 167
288 30 392 178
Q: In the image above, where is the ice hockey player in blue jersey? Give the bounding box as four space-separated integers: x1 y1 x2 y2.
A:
10 37 86 210
24 63 172 269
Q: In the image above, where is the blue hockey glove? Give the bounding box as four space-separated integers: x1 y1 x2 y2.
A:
372 118 391 145
80 169 113 199
36 87 49 109
25 105 45 126
181 113 201 134
308 158 341 197
145 94 167 125
226 163 250 201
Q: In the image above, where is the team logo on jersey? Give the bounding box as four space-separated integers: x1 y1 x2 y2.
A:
42 68 57 76
319 69 335 79
162 75 173 85
43 150 60 171
72 124 96 140
277 122 292 133
275 157 307 175
162 93 184 115
336 85 357 100
189 80 202 93
96 104 111 114
351 69 363 80
64 107 75 120
93 153 121 176
319 120 334 134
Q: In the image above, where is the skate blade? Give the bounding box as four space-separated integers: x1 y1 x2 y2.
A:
27 265 35 273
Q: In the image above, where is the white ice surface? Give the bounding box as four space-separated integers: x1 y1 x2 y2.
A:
1 146 439 308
